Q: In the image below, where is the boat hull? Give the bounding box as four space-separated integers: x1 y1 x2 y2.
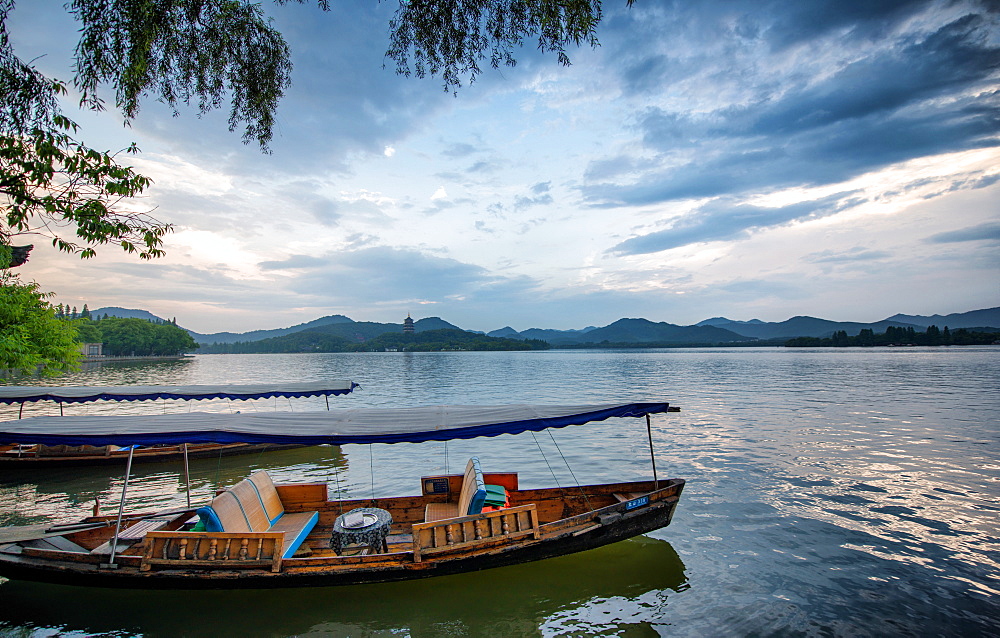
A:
0 443 303 468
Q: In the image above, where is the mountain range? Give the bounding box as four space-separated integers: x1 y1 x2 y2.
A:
90 306 1000 347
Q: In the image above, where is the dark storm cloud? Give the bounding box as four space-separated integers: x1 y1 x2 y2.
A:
585 3 1000 207
925 221 1000 243
610 192 857 255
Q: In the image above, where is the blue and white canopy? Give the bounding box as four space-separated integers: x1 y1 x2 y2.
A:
0 381 358 405
0 402 678 446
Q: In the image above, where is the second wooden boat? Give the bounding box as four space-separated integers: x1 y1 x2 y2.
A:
0 381 357 467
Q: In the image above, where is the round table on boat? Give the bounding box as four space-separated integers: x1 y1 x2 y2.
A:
330 507 393 555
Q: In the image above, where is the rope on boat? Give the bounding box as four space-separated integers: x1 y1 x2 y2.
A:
368 444 377 505
547 429 594 513
212 446 224 495
530 431 563 490
331 462 345 517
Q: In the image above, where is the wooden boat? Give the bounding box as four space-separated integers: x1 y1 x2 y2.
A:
0 402 683 589
0 381 357 467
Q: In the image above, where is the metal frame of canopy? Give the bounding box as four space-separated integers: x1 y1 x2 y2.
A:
1 401 678 568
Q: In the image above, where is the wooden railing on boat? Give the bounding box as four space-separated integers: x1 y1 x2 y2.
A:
140 531 284 572
411 503 539 562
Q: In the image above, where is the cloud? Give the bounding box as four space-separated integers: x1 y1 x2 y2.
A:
514 182 554 210
583 5 1000 206
442 143 479 158
924 222 1000 243
284 246 519 305
804 247 893 263
610 192 858 255
258 255 331 270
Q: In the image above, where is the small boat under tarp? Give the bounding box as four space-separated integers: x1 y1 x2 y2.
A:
0 381 358 466
0 402 684 589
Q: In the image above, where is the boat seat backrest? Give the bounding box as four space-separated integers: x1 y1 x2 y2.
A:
249 470 285 523
208 491 252 533
230 480 271 532
458 457 487 516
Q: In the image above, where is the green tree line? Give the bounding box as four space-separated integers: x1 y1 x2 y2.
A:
71 315 199 357
785 326 998 347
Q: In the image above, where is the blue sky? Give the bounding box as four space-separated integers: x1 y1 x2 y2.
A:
8 0 999 333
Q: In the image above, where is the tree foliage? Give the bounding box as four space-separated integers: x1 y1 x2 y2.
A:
0 273 81 379
388 0 605 91
1 114 170 258
785 326 998 347
0 0 304 259
70 0 302 151
86 315 199 356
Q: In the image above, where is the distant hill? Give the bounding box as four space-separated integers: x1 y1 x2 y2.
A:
704 307 999 339
704 316 921 340
196 316 464 350
190 314 355 344
487 326 520 338
884 307 1000 330
496 318 747 345
91 307 168 322
198 327 545 353
98 305 1000 349
696 317 766 327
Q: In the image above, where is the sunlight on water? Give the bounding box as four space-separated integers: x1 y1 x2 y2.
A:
0 347 998 636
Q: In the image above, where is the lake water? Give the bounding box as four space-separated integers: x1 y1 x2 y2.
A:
0 347 997 637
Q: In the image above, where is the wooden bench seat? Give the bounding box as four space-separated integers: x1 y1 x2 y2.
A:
140 471 319 572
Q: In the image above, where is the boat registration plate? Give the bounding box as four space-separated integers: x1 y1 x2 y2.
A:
625 495 650 510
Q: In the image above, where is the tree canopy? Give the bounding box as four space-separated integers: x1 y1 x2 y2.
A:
0 273 81 379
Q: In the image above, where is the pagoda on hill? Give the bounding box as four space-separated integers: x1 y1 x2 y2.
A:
403 313 414 334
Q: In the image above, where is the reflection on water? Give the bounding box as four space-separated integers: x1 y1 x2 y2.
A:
0 537 686 637
1 348 998 636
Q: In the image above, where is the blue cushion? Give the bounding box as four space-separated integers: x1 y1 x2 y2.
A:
466 457 488 515
281 511 320 559
196 505 224 532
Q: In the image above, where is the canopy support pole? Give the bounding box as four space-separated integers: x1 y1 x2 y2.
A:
182 443 192 509
104 445 135 568
18 402 24 419
325 395 330 411
646 414 659 490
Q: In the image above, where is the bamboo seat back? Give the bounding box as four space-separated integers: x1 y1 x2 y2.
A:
457 458 486 516
210 491 252 533
230 480 271 532
249 470 284 522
